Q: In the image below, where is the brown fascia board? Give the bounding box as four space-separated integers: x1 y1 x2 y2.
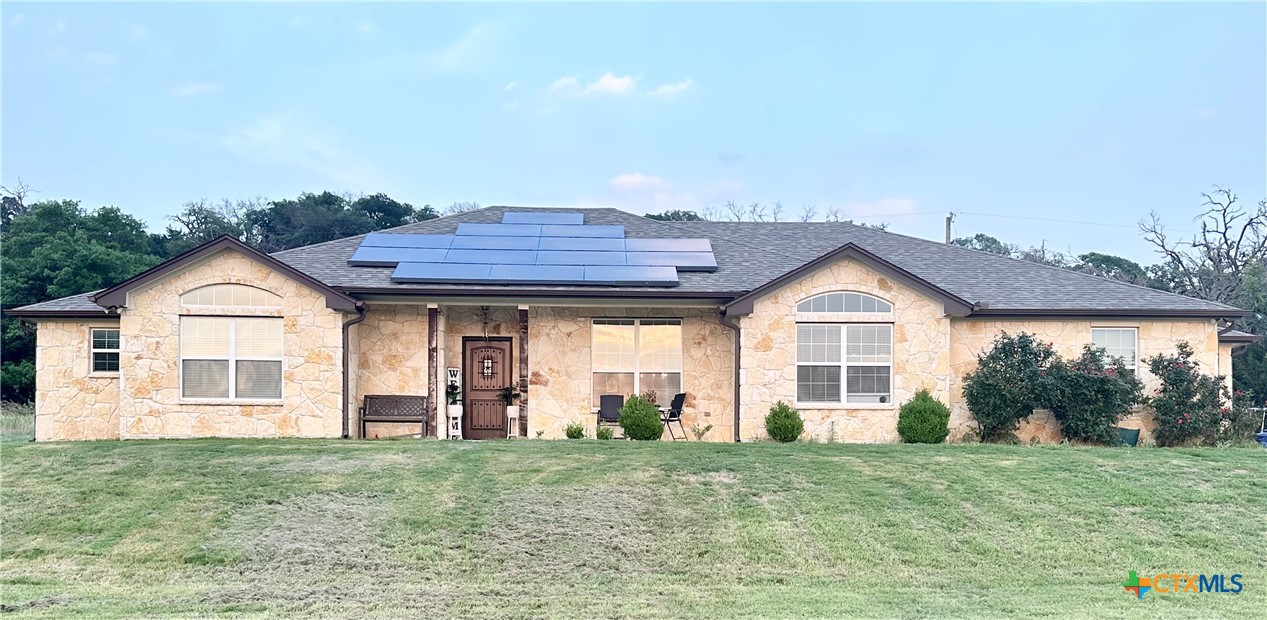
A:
1218 331 1263 344
722 243 975 317
337 286 740 301
3 308 119 319
90 236 360 312
968 308 1251 320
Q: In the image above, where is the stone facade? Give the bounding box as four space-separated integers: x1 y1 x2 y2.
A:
33 319 122 440
735 257 951 442
351 304 430 438
947 318 1223 444
111 250 346 439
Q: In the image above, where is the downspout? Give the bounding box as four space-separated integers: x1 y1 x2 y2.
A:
341 303 367 438
719 309 742 443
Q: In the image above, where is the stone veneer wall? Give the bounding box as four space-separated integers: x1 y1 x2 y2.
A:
33 319 122 440
115 250 346 438
352 304 430 438
527 306 735 441
948 318 1223 444
736 257 951 442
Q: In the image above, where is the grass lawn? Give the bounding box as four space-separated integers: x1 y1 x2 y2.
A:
1 439 1263 618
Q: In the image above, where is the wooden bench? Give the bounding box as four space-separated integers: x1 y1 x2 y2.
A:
360 395 428 439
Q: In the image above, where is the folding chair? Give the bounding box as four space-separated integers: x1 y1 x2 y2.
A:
598 394 624 436
662 392 687 440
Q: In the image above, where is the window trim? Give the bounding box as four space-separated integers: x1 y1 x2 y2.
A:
590 318 684 409
89 328 121 375
796 291 893 315
795 322 895 407
1091 326 1139 373
179 317 284 402
180 283 282 309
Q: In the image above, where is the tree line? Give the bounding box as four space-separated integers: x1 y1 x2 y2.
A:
2 184 1263 403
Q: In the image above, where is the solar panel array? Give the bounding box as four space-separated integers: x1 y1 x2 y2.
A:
349 212 717 286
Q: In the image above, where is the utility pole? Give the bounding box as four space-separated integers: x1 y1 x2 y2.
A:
944 212 955 244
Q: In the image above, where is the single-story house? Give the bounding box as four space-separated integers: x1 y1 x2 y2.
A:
9 206 1259 443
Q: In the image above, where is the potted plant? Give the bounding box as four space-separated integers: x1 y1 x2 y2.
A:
499 385 521 420
446 381 463 419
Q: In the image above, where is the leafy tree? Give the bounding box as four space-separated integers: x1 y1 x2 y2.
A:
163 199 256 255
1 200 162 401
952 233 1016 257
443 202 481 216
1 180 34 227
1074 252 1149 285
245 192 375 253
645 209 706 221
352 193 435 228
962 332 1059 442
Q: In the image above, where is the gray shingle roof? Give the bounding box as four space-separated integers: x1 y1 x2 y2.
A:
6 291 115 315
9 206 1248 317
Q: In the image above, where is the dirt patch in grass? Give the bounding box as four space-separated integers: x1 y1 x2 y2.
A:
683 471 741 484
0 594 70 613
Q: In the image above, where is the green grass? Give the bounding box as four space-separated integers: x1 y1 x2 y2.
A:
0 402 35 443
1 439 1263 618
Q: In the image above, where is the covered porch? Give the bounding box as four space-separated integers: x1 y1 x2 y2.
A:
347 301 736 441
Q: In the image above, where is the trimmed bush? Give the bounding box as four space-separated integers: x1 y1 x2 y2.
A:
596 426 615 440
1044 346 1143 444
896 389 950 443
765 401 803 442
564 421 586 439
619 395 664 440
962 332 1059 442
1146 342 1228 446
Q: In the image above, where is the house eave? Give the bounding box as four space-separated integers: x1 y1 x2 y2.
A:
2 309 120 320
965 308 1250 320
339 286 738 307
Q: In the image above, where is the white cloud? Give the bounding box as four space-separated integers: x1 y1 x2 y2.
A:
50 20 66 34
83 51 117 65
609 173 669 192
839 198 919 218
124 21 147 39
550 76 580 92
222 115 389 191
586 72 636 96
422 22 506 72
648 78 693 98
354 21 376 33
172 81 221 97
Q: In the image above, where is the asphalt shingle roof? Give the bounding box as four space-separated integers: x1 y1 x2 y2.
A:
7 291 113 315
10 206 1247 316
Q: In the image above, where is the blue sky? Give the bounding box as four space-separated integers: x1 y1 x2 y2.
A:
4 2 1264 263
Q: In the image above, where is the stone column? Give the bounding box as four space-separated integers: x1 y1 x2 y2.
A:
518 305 529 437
427 305 438 437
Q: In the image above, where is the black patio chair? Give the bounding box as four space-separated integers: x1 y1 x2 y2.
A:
598 395 624 435
662 392 687 440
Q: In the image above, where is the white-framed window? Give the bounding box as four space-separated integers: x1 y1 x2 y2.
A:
90 328 120 373
181 284 281 308
591 318 682 408
796 324 893 404
1092 327 1138 374
797 292 892 313
180 316 283 400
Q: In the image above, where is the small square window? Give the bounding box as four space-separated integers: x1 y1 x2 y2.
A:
90 329 120 374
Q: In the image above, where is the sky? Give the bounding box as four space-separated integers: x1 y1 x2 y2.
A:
3 2 1265 263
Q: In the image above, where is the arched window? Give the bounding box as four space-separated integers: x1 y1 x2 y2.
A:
181 284 281 307
796 292 891 313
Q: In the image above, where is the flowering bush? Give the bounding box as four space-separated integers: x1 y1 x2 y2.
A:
1043 346 1144 443
1144 342 1228 446
962 333 1059 442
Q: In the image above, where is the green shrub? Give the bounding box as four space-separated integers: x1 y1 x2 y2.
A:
1044 346 1144 444
619 395 664 440
564 422 586 439
896 389 950 443
596 426 615 440
962 332 1059 442
764 401 803 442
1146 342 1228 446
1221 389 1264 445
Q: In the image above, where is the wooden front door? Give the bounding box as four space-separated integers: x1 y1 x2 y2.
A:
463 337 512 440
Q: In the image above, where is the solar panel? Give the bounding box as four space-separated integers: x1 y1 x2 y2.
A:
349 247 449 266
392 262 491 282
625 251 718 271
455 223 543 237
582 266 679 286
502 212 585 225
449 235 540 250
624 238 713 253
444 249 537 264
540 224 624 238
536 251 626 266
536 237 625 251
489 264 586 283
361 233 453 249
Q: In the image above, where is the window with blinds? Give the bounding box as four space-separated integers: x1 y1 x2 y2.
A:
592 318 682 408
181 284 281 307
1091 327 1138 375
796 323 893 404
180 316 283 400
91 328 120 373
